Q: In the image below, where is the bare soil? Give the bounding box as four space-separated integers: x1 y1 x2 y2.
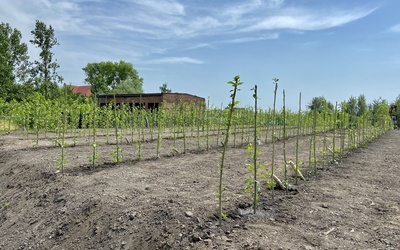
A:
0 129 399 250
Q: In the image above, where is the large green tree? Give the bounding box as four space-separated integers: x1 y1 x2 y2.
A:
82 60 143 95
369 98 390 125
307 96 334 112
345 95 368 117
30 20 62 99
357 94 368 116
346 96 358 116
0 22 30 101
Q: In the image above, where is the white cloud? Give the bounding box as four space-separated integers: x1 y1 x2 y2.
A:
133 0 185 16
243 7 377 31
187 34 280 49
1 0 378 41
388 24 400 32
222 0 263 18
145 57 204 65
227 34 280 43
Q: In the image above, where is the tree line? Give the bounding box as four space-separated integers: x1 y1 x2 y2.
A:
308 95 400 126
0 20 161 102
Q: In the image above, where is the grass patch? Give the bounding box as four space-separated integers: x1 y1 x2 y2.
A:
0 118 19 131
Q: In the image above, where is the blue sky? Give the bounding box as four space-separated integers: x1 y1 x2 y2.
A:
2 0 400 110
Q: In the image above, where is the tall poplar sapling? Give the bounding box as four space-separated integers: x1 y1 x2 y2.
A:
217 75 242 225
269 78 278 198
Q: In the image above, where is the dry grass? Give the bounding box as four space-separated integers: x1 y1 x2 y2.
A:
0 119 18 131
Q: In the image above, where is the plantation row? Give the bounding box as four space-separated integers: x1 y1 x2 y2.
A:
0 78 394 221
0 87 392 173
0 92 391 140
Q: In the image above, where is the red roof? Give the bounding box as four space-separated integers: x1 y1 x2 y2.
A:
70 85 91 97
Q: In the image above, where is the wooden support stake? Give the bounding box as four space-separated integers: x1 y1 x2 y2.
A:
288 160 306 181
272 174 297 191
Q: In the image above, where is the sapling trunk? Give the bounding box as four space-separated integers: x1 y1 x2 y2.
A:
340 102 346 158
308 136 312 170
130 108 135 145
218 75 242 226
180 102 187 153
88 114 91 146
362 114 366 145
106 104 112 145
322 100 327 169
91 95 98 170
137 107 143 160
312 106 317 175
252 85 258 213
190 104 195 138
282 90 288 194
197 105 201 151
332 102 338 162
206 98 210 151
156 107 164 158
240 111 245 146
113 93 121 164
35 107 40 147
233 111 237 147
270 78 279 199
149 111 154 141
295 93 301 185
58 84 68 174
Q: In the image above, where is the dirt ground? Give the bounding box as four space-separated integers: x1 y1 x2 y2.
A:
0 128 399 250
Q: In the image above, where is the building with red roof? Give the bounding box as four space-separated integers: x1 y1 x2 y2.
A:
69 85 92 97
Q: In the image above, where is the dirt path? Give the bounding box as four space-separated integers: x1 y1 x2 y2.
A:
249 130 400 250
0 130 399 250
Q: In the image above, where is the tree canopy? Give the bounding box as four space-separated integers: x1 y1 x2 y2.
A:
307 96 334 112
159 83 172 93
30 20 62 99
369 98 390 125
345 94 368 117
346 96 358 116
356 94 368 116
0 22 29 101
82 61 143 95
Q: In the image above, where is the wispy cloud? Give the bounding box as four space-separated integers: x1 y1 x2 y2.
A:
144 57 204 65
132 0 185 16
242 7 377 32
225 34 280 44
1 0 378 42
388 24 400 32
187 34 280 50
222 0 264 19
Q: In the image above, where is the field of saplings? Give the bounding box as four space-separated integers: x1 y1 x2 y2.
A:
0 80 398 249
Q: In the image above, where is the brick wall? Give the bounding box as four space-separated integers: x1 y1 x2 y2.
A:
98 93 205 110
